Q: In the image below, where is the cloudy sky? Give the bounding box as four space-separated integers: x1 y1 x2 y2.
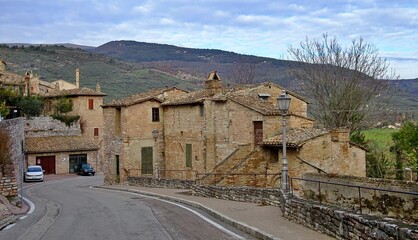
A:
1 0 417 79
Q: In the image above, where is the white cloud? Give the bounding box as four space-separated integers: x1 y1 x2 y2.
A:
0 0 417 78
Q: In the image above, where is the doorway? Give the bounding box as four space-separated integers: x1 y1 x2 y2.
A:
254 121 263 145
36 156 56 174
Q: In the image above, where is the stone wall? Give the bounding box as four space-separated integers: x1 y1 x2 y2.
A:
0 118 24 194
127 176 195 189
25 116 81 138
192 185 281 206
283 196 418 240
0 165 18 197
295 173 418 222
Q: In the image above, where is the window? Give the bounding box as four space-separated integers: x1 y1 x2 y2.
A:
88 99 94 110
115 108 121 135
94 128 99 136
199 105 204 117
115 155 120 176
186 144 192 167
258 93 271 101
152 108 160 122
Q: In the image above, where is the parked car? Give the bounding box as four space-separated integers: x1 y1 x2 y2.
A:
24 165 44 182
77 163 95 176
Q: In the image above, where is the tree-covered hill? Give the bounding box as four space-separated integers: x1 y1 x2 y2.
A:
1 42 417 117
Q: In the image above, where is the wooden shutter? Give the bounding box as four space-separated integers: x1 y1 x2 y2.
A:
186 144 192 167
88 99 94 110
141 147 153 174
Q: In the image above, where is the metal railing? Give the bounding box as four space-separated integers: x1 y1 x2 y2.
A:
290 177 418 215
129 168 198 181
196 173 279 187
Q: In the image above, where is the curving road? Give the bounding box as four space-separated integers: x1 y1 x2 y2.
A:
0 175 253 240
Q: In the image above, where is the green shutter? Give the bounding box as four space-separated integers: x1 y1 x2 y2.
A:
141 147 153 174
186 144 192 167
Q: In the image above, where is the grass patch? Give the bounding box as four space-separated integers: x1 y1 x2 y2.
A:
363 128 399 162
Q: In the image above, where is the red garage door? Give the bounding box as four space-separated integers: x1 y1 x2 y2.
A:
36 156 56 174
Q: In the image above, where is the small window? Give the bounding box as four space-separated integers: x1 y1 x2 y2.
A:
94 128 99 136
258 93 271 101
199 105 204 117
88 99 94 110
186 144 192 167
152 108 160 122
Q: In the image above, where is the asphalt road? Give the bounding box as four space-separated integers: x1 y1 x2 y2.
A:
0 175 254 240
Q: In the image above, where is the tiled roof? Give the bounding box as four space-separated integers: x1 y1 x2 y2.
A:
42 87 106 97
0 71 24 85
227 92 280 115
103 87 187 107
26 136 99 154
263 128 328 148
163 87 281 115
162 89 211 106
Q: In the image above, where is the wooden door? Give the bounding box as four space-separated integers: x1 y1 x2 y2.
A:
36 156 56 174
254 121 263 145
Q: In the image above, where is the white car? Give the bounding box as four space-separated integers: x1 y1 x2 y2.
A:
24 165 44 182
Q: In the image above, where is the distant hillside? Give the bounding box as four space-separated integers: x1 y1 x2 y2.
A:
1 41 417 114
0 44 200 101
92 40 418 112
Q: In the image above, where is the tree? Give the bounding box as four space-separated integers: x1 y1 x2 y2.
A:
288 34 397 132
0 85 21 118
392 121 418 168
229 57 257 85
17 96 44 117
51 97 80 127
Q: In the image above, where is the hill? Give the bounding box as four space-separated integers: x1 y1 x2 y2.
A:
0 44 201 101
1 42 417 116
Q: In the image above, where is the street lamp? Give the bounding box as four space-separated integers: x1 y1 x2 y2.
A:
152 128 159 179
277 90 291 192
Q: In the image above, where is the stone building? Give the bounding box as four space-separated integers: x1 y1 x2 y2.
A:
24 117 100 174
102 87 188 183
102 71 366 187
161 71 315 185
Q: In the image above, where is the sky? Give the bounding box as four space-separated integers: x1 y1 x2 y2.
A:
0 0 417 79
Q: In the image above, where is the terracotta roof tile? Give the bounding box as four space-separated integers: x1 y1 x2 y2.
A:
162 89 210 106
102 87 187 107
42 87 106 97
263 128 328 147
0 72 24 85
26 136 99 153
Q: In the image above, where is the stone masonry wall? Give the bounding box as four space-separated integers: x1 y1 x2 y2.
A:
0 118 24 196
192 185 281 206
25 116 81 138
283 196 418 240
128 176 195 189
296 173 418 222
0 165 18 197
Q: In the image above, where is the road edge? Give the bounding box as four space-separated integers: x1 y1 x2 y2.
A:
94 185 280 240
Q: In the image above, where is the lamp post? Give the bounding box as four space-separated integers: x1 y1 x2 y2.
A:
277 90 291 192
152 128 159 179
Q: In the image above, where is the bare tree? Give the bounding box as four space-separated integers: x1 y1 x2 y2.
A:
288 34 397 131
230 57 257 85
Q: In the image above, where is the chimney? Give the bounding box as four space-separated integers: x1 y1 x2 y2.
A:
55 82 60 91
75 67 80 88
24 74 30 96
96 83 101 92
205 71 223 95
330 128 350 142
